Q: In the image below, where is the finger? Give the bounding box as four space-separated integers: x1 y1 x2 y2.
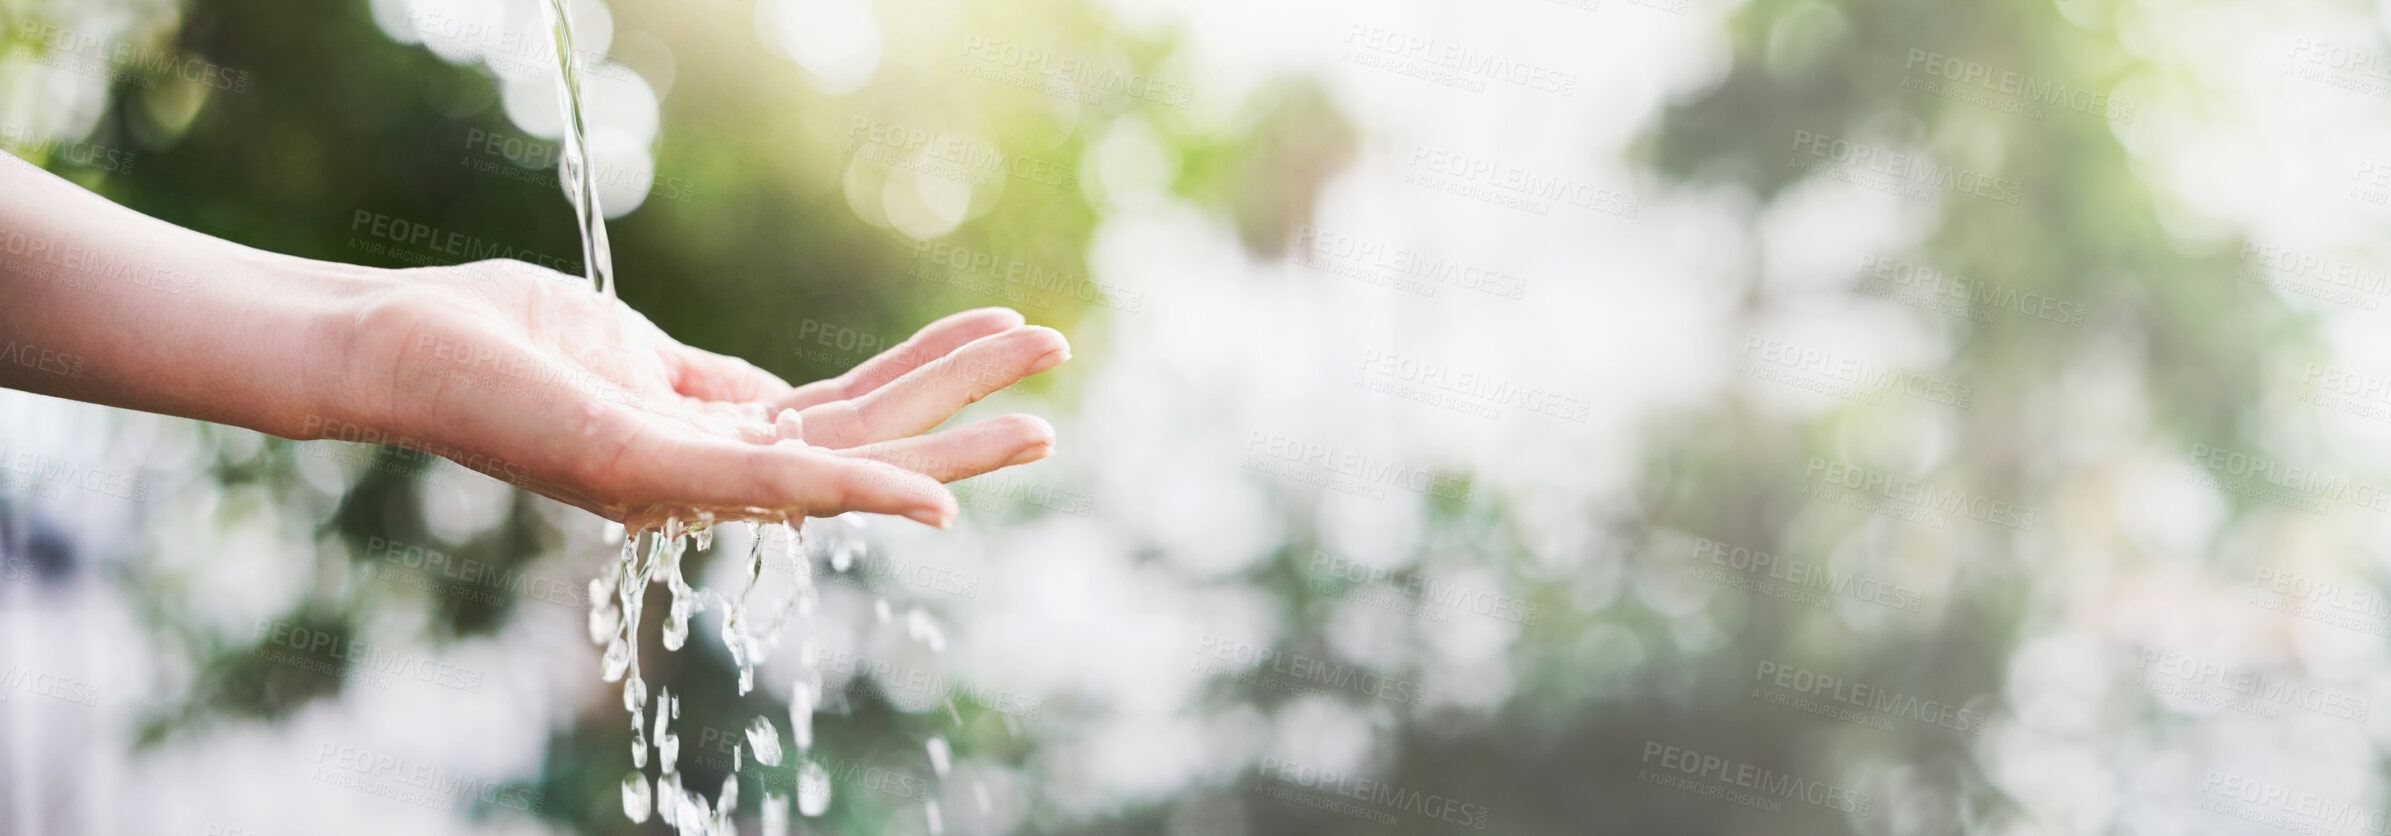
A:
669 344 792 403
795 325 1070 449
836 414 1056 481
602 419 959 526
774 307 1026 412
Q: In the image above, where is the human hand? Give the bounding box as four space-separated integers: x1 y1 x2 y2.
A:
318 259 1068 528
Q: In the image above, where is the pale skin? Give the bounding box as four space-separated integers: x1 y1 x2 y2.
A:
0 157 1068 528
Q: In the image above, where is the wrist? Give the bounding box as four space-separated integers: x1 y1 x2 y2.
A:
274 255 407 442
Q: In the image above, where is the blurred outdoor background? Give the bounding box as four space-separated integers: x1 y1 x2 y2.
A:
5 0 2391 833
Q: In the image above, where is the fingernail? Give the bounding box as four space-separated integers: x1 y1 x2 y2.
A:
1004 441 1055 467
905 506 947 528
1029 347 1070 375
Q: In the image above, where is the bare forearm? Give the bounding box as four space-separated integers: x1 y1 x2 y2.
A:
0 155 378 439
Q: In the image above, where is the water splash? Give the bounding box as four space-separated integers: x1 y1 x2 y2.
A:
926 737 951 777
907 608 947 653
829 514 865 571
762 793 790 836
746 715 784 767
797 758 833 817
789 679 816 751
623 771 654 822
656 688 681 774
537 7 957 829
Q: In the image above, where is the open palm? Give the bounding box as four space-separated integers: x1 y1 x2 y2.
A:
330 259 1068 528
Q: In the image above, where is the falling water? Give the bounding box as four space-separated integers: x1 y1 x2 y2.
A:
536 0 616 298
535 2 974 831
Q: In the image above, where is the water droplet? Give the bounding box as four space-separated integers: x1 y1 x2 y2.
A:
747 715 784 767
797 759 833 817
600 637 630 682
662 535 696 651
973 781 991 813
588 601 620 646
657 688 680 775
907 608 947 653
631 704 649 769
761 793 790 836
926 800 944 834
622 771 653 822
874 598 892 624
716 768 740 824
624 670 647 715
790 683 816 752
926 736 950 777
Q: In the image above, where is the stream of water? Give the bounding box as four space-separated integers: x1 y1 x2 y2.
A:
533 2 955 831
